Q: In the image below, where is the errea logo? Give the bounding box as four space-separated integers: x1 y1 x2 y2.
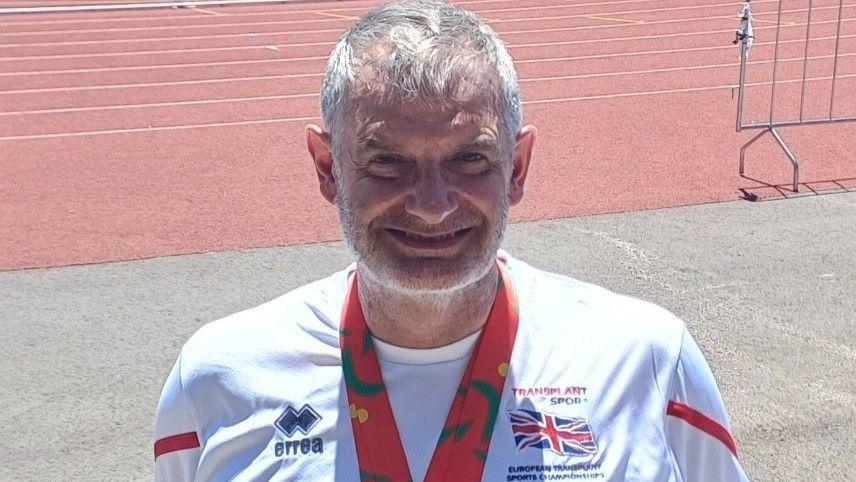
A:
274 404 324 457
276 404 321 437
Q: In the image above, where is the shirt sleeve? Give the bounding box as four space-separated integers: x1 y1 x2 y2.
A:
665 328 750 482
154 353 201 482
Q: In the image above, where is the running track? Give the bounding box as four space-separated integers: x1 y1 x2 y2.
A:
1 0 855 271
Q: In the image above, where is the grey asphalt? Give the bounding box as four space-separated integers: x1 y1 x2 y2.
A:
1 192 854 481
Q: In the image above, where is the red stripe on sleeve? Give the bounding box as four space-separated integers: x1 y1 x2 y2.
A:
154 432 200 460
667 401 738 457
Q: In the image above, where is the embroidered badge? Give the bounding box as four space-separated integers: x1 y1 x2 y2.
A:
508 409 597 456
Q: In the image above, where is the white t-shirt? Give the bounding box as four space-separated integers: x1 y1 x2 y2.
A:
374 332 479 482
154 254 749 481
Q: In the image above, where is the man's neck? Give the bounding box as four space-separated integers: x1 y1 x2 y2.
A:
357 264 498 349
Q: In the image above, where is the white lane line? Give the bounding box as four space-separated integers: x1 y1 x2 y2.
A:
523 72 856 105
487 0 770 24
0 0 306 15
514 37 856 64
0 22 345 38
519 51 856 83
0 56 318 77
0 92 317 115
508 26 750 48
498 11 848 36
2 73 854 141
2 1 830 39
0 30 343 48
753 18 796 26
6 50 855 115
0 45 333 61
515 42 741 66
0 31 336 48
0 0 769 27
0 0 543 19
0 116 320 140
4 29 853 83
314 11 358 21
583 15 644 25
0 72 322 94
479 0 771 15
192 7 227 17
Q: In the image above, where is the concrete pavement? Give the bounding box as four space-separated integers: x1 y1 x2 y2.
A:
1 191 854 481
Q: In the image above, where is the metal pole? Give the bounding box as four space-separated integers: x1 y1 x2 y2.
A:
769 128 800 192
741 115 856 129
737 39 749 132
799 0 814 122
769 0 786 124
736 0 753 132
828 0 845 120
740 128 770 175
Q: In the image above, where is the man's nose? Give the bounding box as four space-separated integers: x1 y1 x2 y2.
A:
404 166 458 225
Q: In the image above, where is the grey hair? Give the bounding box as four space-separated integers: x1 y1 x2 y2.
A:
320 0 523 159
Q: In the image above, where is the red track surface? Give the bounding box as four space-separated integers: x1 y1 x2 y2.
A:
1 0 855 270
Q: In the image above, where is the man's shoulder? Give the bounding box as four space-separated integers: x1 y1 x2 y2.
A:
507 255 685 350
176 266 352 379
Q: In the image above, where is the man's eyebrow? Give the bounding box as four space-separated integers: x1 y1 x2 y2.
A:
357 137 398 152
457 138 499 153
356 136 499 155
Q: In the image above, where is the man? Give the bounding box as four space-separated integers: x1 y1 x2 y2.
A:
155 1 749 480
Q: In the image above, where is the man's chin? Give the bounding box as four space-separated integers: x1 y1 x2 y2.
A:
363 256 494 293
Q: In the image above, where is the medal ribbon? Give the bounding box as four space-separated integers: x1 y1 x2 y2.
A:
340 260 519 482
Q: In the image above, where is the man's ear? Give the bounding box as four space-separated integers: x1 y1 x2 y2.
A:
306 124 337 204
509 125 537 206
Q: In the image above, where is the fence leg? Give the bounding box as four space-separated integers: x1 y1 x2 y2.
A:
769 128 800 192
739 128 770 176
736 40 748 132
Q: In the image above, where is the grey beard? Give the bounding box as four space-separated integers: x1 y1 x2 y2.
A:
334 180 510 294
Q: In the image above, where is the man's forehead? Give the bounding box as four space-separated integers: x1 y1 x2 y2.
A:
353 101 500 142
357 124 499 154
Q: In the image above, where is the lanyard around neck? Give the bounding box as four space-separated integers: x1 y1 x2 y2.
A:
340 261 520 482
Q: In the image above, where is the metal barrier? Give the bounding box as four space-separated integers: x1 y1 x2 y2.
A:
735 0 855 192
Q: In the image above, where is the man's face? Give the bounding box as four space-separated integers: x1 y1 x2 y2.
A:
308 97 534 293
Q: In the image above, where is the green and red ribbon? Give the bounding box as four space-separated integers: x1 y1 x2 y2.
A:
340 260 519 482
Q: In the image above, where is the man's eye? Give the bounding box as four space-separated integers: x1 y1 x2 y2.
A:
450 152 490 173
370 154 405 165
367 154 409 178
457 153 486 163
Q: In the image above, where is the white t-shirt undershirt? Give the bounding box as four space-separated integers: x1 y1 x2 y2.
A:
372 331 481 482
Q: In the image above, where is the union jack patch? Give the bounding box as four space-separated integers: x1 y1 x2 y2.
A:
508 409 598 456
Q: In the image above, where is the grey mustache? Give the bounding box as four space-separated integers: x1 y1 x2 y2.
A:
383 225 477 234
